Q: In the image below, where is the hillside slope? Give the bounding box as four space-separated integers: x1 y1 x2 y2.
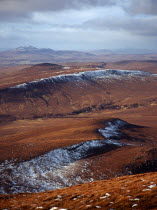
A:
0 69 157 120
1 172 157 210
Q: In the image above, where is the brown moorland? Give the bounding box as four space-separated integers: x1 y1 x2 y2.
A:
0 172 157 210
0 61 157 209
0 60 157 89
0 64 157 120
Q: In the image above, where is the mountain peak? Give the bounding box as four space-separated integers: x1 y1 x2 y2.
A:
16 46 38 51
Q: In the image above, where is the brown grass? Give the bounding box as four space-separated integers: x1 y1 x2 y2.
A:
0 172 157 210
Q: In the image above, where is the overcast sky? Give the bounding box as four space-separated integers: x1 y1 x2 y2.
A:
0 0 157 51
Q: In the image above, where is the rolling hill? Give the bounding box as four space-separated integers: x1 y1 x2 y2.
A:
0 61 157 209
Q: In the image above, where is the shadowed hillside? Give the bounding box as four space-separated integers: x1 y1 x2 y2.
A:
0 69 157 120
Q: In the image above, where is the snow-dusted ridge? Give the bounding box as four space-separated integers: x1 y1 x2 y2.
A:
11 69 151 89
99 119 128 139
0 119 143 194
0 139 123 194
99 119 144 143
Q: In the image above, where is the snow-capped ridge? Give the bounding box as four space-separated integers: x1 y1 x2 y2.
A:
11 69 151 89
98 119 144 142
98 119 128 139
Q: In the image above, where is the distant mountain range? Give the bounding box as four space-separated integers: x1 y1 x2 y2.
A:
92 48 157 55
0 46 157 66
14 46 94 56
0 46 95 66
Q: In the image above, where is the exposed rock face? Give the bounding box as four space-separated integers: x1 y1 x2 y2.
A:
0 69 157 120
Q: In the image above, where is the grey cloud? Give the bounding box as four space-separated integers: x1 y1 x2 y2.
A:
0 0 116 22
0 0 157 51
0 11 32 22
0 0 115 12
126 0 157 15
1 0 157 22
83 15 157 36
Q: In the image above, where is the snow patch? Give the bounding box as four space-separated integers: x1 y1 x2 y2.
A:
132 204 138 207
98 119 128 139
142 189 151 191
148 184 156 188
98 119 142 143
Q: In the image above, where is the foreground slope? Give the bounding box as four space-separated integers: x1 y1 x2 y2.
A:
1 118 157 194
0 172 157 210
